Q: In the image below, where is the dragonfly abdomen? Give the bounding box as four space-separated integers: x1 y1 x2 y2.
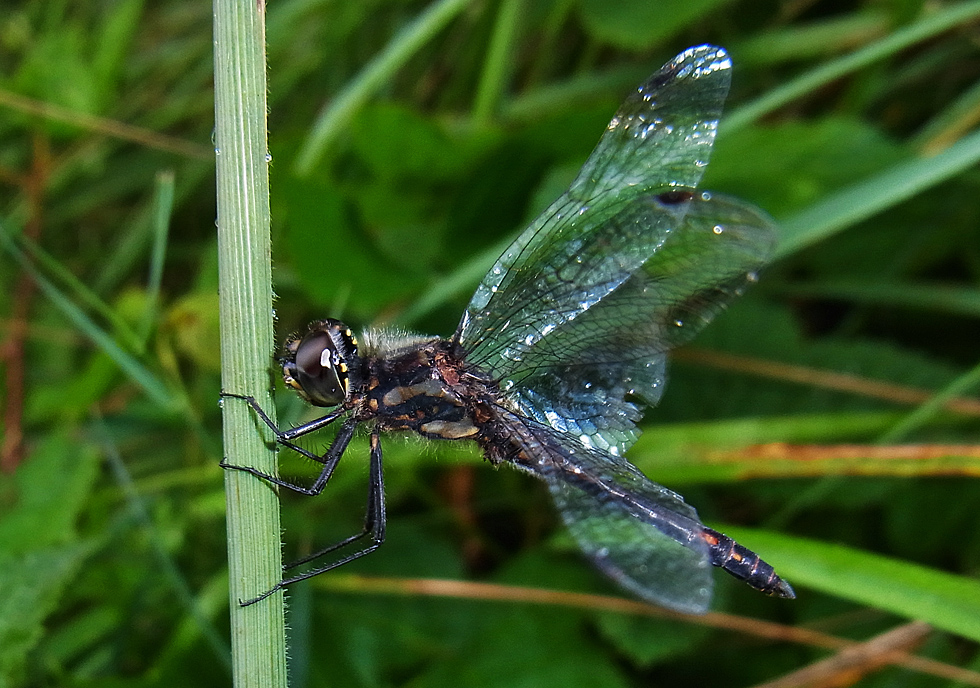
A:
701 527 795 599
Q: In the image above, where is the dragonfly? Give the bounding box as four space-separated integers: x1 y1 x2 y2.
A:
223 44 795 614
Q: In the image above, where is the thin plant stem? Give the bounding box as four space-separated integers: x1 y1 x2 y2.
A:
294 0 471 175
213 0 287 685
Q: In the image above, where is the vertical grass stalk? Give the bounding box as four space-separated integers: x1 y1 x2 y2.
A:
472 0 523 127
213 0 288 685
294 0 471 175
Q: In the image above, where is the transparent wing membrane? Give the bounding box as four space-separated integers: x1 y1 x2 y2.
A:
499 411 714 613
456 46 774 452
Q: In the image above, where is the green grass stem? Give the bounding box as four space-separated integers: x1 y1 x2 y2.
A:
213 0 287 685
294 0 471 175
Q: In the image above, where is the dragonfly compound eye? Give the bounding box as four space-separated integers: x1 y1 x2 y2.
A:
288 329 349 407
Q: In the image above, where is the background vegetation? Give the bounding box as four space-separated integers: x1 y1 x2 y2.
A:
2 0 980 686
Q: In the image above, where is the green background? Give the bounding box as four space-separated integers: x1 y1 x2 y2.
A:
2 0 980 686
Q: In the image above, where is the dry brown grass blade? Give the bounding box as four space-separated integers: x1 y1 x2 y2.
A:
0 88 212 160
674 349 980 416
748 621 957 688
319 575 980 686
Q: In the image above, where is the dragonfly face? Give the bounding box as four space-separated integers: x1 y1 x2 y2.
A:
225 45 794 613
281 319 359 407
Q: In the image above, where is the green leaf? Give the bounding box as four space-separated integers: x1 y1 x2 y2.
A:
410 553 632 688
0 432 100 551
777 127 980 257
776 281 980 320
279 178 425 318
723 527 980 643
595 612 708 667
0 545 92 688
295 0 472 173
708 118 905 218
734 12 890 64
655 299 966 424
350 103 475 181
0 432 99 686
630 411 980 484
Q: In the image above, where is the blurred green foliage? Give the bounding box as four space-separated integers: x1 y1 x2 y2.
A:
2 0 980 686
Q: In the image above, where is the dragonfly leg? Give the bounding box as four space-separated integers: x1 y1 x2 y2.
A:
221 415 357 496
239 429 387 606
220 390 357 494
220 391 347 462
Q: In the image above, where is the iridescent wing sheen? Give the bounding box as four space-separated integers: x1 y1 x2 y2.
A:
454 45 775 455
506 193 774 454
504 411 713 613
457 45 732 359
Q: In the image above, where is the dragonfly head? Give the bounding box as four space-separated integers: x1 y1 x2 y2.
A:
281 319 359 407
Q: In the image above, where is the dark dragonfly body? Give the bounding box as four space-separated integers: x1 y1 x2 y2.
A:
224 45 794 613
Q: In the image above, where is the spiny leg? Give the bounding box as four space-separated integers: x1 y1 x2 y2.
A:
221 415 358 496
240 429 387 606
220 391 347 463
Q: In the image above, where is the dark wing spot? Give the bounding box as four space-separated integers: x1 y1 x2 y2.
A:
656 190 694 205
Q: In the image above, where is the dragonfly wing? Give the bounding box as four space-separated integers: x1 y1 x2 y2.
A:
503 359 661 456
567 47 731 202
454 46 775 454
621 191 777 353
484 192 776 454
514 417 713 613
458 45 732 362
